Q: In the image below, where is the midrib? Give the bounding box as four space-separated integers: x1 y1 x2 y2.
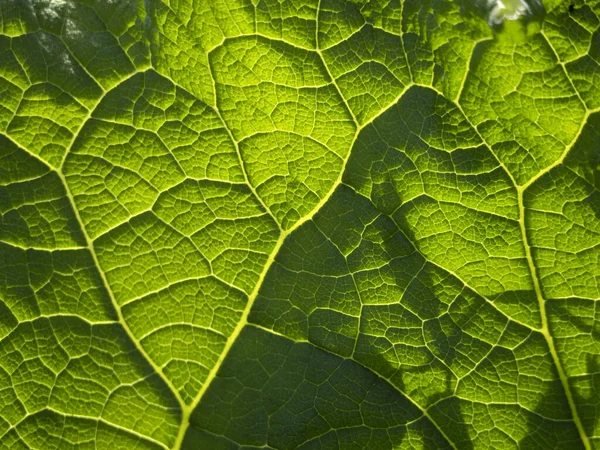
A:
517 187 591 450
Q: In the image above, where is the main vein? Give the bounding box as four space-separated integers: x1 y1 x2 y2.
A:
516 186 592 450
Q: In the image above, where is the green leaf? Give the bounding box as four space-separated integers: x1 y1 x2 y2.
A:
1 0 599 449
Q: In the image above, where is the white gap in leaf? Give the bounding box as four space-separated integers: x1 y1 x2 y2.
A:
483 0 542 25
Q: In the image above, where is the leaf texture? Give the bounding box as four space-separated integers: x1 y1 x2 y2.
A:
0 0 599 449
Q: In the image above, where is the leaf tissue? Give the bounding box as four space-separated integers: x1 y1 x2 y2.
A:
0 0 599 448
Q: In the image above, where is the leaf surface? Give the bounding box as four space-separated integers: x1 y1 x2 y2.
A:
1 0 599 449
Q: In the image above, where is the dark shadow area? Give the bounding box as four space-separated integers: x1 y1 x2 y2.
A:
564 111 600 221
345 84 584 449
545 299 600 443
182 325 453 450
582 353 600 439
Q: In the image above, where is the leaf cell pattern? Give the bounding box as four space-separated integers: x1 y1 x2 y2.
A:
0 0 599 449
